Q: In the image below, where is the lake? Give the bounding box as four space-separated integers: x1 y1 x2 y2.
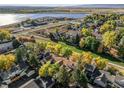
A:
0 13 88 26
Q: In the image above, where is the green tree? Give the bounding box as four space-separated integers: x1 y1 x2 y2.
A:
39 61 60 77
12 39 21 48
60 47 72 58
29 53 39 67
15 47 27 63
48 62 60 76
54 66 69 87
72 68 88 88
119 36 124 47
84 36 99 51
118 36 124 58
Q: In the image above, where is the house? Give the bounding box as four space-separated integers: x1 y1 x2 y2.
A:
0 65 21 82
35 76 55 88
0 42 13 53
0 65 38 88
19 79 40 88
84 64 101 81
94 73 107 88
114 75 124 88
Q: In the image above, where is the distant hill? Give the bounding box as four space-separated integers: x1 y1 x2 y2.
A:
74 4 124 8
0 4 124 9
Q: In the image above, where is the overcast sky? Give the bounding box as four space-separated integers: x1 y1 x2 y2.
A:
0 0 123 5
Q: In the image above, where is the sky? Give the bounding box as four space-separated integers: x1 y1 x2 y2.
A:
0 0 123 5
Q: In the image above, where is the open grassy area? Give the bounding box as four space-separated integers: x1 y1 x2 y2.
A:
36 37 124 67
59 42 124 66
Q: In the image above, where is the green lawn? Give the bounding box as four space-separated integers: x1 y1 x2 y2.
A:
36 38 124 67
59 42 124 67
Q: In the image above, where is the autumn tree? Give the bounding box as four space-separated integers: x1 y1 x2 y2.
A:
70 52 81 62
39 61 60 77
99 23 114 34
0 54 15 71
46 42 55 53
102 31 117 48
0 29 11 41
54 44 62 55
36 42 47 51
94 57 108 70
79 38 85 49
82 52 93 64
39 61 51 77
81 28 92 37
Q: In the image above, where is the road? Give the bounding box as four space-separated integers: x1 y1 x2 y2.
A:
13 21 71 36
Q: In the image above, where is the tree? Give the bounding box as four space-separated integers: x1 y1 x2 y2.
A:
46 42 55 53
84 36 93 49
82 52 93 64
120 15 124 21
70 52 81 62
81 28 92 37
12 39 21 48
72 68 88 87
84 36 99 52
15 47 27 63
106 20 116 29
29 53 39 67
37 42 47 51
119 36 124 47
99 23 114 34
54 66 69 87
48 62 60 77
60 47 72 58
39 61 51 77
0 29 11 41
102 31 117 48
0 54 15 71
74 34 80 45
107 66 118 75
54 44 62 55
118 47 124 58
39 61 60 77
79 38 85 49
94 57 108 70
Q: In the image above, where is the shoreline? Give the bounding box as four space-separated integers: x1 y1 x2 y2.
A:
0 13 85 28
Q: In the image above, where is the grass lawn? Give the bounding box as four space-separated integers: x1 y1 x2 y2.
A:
36 38 124 67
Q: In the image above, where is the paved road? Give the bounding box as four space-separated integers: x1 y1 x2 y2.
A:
108 62 124 71
13 21 71 36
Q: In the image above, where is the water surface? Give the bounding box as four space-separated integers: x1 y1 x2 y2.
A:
0 13 88 26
